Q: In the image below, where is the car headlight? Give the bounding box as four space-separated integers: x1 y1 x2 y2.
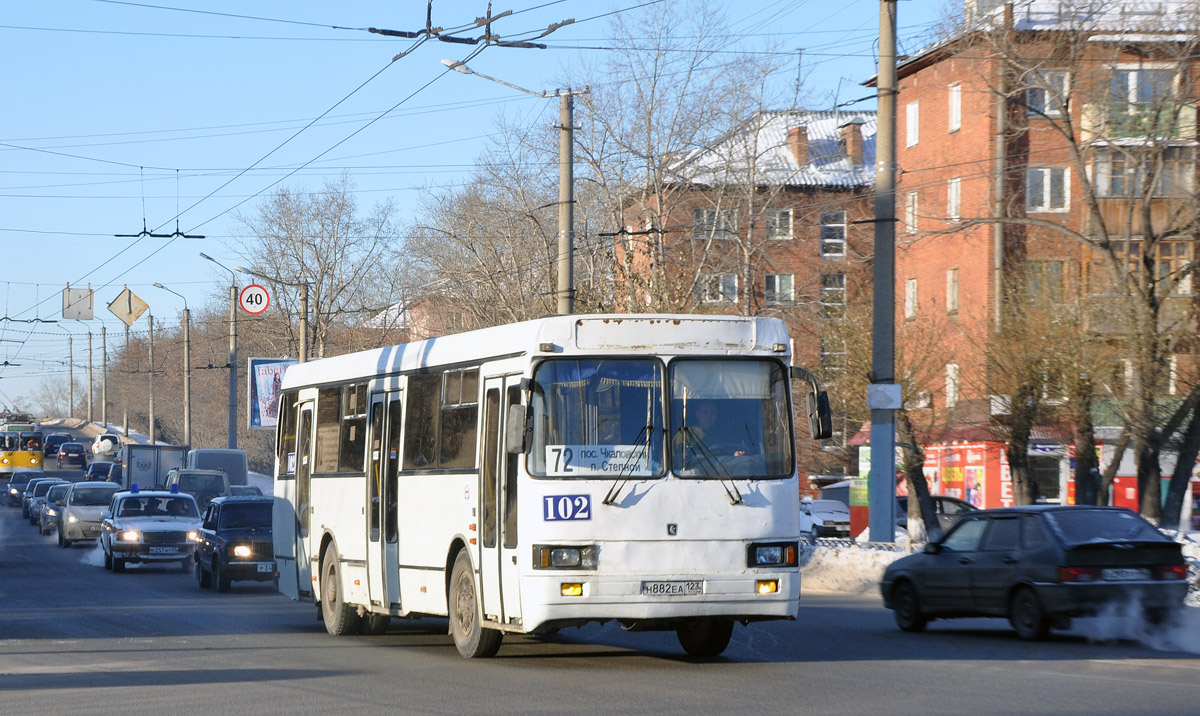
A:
117 530 140 542
46 508 57 517
532 544 598 570
747 542 798 568
233 545 252 558
68 515 78 523
187 531 201 542
8 488 16 495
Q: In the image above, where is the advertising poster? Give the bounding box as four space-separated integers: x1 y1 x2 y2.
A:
248 357 297 430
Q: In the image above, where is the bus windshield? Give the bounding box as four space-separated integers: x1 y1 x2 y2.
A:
529 359 665 478
670 359 793 479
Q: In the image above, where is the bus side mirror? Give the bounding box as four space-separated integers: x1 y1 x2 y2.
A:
505 404 529 454
790 366 834 441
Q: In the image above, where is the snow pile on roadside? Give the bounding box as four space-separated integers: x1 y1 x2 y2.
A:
1177 532 1200 608
799 542 905 595
247 471 273 495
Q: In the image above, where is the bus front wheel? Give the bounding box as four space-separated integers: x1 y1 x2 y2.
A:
449 551 502 658
320 550 361 636
676 618 734 658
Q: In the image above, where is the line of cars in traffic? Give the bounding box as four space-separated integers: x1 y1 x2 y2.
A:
3 440 276 593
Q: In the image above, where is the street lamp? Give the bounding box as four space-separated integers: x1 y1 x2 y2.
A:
153 282 191 447
235 266 309 363
442 58 587 315
200 252 239 449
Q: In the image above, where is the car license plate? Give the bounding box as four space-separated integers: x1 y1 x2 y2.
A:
148 546 178 555
1101 568 1150 581
641 580 703 596
257 564 275 573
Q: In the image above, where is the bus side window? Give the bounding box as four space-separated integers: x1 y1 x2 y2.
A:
503 385 520 549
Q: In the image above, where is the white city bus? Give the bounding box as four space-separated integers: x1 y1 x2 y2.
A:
272 314 831 658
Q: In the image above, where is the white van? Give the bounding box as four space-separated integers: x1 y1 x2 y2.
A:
184 449 248 486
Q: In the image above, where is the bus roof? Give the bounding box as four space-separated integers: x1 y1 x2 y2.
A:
281 314 791 391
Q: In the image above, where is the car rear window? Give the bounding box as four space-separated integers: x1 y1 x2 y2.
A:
1046 508 1167 544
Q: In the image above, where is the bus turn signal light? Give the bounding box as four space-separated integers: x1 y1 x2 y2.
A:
756 580 778 595
561 583 583 597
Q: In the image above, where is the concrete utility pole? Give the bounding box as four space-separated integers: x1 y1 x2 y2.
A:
868 0 900 542
123 326 129 439
442 59 587 315
201 253 238 450
148 314 155 445
87 332 94 423
67 337 73 420
154 283 192 446
101 327 108 427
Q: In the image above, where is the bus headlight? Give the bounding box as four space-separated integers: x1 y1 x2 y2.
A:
533 544 597 570
747 542 797 568
233 545 252 558
118 530 141 542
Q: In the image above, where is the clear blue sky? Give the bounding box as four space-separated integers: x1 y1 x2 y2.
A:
0 0 943 407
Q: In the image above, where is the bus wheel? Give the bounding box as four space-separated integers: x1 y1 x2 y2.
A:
449 551 502 658
676 618 734 658
360 613 391 635
320 551 361 636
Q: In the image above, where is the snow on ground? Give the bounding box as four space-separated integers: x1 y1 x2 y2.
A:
247 471 272 495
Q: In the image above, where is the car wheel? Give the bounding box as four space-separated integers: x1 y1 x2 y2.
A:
676 618 735 657
448 550 502 658
359 613 391 635
179 558 191 573
892 581 928 633
103 548 113 570
59 529 72 548
39 518 49 535
112 556 126 573
196 559 212 589
1009 587 1049 640
320 548 361 636
215 560 232 593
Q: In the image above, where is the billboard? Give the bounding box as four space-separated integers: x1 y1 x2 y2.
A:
247 357 297 430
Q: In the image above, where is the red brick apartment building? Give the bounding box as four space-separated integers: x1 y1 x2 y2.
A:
617 109 877 482
891 0 1200 511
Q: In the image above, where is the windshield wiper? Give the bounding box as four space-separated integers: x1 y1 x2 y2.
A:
676 426 742 505
602 424 654 506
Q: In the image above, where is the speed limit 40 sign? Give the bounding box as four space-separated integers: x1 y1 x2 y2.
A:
239 284 271 315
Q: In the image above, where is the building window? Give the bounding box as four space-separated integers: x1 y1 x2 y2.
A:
819 273 845 320
904 278 917 319
946 268 959 313
1026 70 1068 117
1092 240 1195 296
765 209 792 239
1026 260 1065 302
765 273 794 304
1109 65 1177 136
819 337 845 371
693 208 737 239
906 102 919 146
904 191 918 233
819 210 846 257
1026 167 1068 212
946 363 960 408
1094 146 1194 198
1169 354 1178 396
948 83 961 132
699 273 738 304
947 177 961 222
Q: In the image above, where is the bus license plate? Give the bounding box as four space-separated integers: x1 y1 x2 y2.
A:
149 546 178 555
1101 568 1150 581
641 580 703 596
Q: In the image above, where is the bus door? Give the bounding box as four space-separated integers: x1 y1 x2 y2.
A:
295 402 315 597
366 391 403 612
480 376 523 626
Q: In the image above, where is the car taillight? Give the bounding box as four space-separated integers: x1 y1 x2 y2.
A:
1155 564 1188 580
1057 566 1100 582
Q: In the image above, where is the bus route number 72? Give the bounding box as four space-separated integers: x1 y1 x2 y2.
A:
543 494 591 522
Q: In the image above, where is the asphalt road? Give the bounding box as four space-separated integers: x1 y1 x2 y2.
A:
1 443 1198 715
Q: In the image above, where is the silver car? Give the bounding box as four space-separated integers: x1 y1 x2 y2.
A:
38 483 72 535
59 481 121 547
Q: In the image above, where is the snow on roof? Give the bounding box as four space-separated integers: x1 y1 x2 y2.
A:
674 109 877 190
